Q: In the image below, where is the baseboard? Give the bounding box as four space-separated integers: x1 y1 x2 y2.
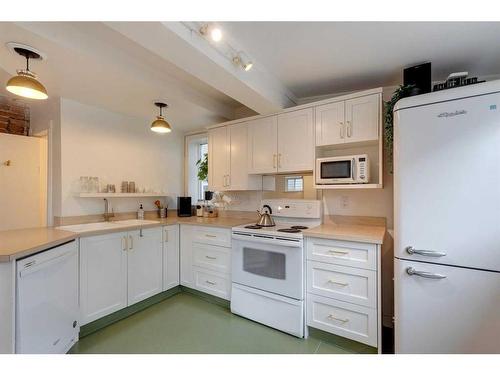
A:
79 286 182 338
180 286 230 309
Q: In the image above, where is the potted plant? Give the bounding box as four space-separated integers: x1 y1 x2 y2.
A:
384 85 414 173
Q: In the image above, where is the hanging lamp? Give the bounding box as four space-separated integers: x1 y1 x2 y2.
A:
6 45 48 100
151 102 172 133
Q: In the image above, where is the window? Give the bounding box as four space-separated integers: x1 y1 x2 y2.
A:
284 176 303 192
198 143 208 200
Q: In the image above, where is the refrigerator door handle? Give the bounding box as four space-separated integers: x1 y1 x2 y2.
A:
406 267 447 279
406 246 446 257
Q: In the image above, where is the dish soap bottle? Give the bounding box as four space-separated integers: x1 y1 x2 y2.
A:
137 204 145 220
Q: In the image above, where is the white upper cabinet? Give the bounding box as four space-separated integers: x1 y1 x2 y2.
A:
277 108 314 172
344 94 380 143
208 123 261 191
127 228 163 305
315 93 381 146
315 101 345 146
247 116 278 174
208 126 229 192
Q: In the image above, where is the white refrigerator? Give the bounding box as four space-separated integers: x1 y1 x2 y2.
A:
393 81 500 354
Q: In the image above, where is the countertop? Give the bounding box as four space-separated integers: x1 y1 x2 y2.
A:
0 215 254 262
303 223 386 244
0 227 79 262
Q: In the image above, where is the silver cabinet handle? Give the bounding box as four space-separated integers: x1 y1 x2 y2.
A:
164 228 168 243
122 236 128 251
205 234 217 238
129 235 133 250
328 249 349 255
205 280 216 285
339 122 344 138
327 314 349 323
205 255 217 260
328 280 349 286
406 267 446 279
278 153 282 168
346 120 352 137
273 154 277 169
227 174 230 188
406 246 446 257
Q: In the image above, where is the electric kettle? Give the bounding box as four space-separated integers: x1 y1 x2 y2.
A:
256 204 275 227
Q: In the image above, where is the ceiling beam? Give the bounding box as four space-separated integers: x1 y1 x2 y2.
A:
106 22 296 115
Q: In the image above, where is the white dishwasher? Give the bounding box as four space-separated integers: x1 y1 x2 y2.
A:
16 240 79 354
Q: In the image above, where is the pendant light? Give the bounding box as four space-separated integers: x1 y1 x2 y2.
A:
151 102 172 133
5 45 48 100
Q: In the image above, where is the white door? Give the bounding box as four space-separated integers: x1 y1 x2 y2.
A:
180 225 194 287
208 126 229 191
127 228 163 305
163 225 179 291
80 232 127 324
394 93 500 271
344 94 379 143
395 258 500 353
247 116 278 174
315 101 345 146
277 108 314 172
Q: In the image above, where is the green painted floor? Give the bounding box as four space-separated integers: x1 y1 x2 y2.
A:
69 292 375 354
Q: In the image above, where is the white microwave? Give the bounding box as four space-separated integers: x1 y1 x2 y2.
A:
315 155 370 184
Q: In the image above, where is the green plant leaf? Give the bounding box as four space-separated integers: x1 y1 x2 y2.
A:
196 153 208 181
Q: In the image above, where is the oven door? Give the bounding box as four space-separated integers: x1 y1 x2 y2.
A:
232 237 303 300
316 158 355 184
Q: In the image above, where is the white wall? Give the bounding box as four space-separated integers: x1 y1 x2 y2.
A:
58 99 184 217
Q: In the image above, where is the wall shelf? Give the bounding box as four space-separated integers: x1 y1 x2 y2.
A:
77 193 169 198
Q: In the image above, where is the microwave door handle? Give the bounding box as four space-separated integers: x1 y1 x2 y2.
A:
351 158 355 180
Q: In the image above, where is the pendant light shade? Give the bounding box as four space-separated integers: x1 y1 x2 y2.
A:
5 46 48 100
151 102 172 133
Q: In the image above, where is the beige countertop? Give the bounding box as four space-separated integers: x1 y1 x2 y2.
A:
0 227 79 262
303 223 386 244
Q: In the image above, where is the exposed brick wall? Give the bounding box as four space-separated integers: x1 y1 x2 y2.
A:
0 96 30 136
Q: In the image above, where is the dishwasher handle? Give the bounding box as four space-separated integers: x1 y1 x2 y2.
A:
19 249 76 278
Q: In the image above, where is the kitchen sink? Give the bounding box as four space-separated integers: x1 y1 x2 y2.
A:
57 219 159 233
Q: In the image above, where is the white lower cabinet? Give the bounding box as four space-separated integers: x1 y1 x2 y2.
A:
305 236 381 350
180 224 231 300
80 232 128 325
80 225 179 325
163 225 180 291
127 228 163 305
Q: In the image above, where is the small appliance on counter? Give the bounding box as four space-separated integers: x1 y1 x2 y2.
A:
177 196 192 217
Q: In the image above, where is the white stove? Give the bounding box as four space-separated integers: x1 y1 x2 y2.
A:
230 199 322 337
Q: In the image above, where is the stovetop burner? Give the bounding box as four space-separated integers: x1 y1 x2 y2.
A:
290 225 308 230
277 228 302 233
244 225 263 229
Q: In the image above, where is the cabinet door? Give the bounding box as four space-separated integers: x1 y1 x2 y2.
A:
208 126 229 191
180 225 194 287
80 232 127 325
247 116 278 174
315 101 345 146
229 123 262 190
163 225 179 291
127 228 163 305
344 94 380 143
277 108 314 172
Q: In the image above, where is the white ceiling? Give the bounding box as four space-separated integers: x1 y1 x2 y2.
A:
221 22 500 97
1 22 500 131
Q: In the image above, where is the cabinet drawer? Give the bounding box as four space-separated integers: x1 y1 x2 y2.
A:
306 237 377 270
192 243 230 273
193 226 231 248
307 261 376 308
307 293 377 347
192 266 231 300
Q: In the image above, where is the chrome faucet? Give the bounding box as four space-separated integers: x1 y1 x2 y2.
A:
103 198 115 221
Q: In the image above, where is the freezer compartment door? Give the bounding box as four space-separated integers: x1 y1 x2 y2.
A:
395 258 500 353
394 92 500 271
